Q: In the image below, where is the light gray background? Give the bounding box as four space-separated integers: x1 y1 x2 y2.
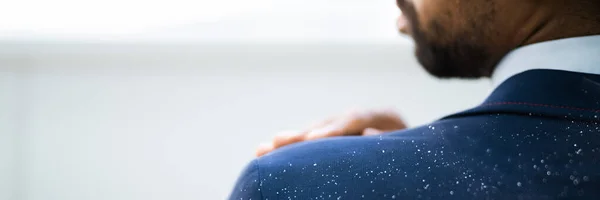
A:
1 0 494 199
0 41 492 200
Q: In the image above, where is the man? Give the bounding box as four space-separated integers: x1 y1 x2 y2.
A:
230 0 600 199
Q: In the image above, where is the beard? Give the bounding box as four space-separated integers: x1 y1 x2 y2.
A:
399 1 496 78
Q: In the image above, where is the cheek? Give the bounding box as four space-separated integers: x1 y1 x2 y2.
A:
412 0 469 44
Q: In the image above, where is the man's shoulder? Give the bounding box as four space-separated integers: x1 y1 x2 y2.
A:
260 125 441 168
257 118 477 174
250 125 460 199
259 117 480 164
231 113 600 199
243 115 528 199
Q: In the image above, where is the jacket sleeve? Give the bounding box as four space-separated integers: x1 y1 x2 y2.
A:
228 159 263 200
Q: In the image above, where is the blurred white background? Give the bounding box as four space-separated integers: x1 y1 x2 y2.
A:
0 0 492 199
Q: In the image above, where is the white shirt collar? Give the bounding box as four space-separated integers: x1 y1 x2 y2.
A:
492 35 600 87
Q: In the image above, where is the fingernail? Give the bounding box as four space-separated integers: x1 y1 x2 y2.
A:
305 127 334 140
363 128 384 136
256 143 274 157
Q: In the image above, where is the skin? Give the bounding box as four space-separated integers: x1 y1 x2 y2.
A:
256 0 600 157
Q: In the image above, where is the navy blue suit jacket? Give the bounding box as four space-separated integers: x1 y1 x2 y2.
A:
229 70 600 200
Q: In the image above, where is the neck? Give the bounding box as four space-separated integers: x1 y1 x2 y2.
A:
486 2 600 76
519 2 600 46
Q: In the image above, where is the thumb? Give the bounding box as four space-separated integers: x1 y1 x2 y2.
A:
362 128 386 136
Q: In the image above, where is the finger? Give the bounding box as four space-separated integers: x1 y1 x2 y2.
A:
305 116 369 140
307 117 335 130
362 128 386 136
305 126 345 141
256 142 275 157
273 131 306 149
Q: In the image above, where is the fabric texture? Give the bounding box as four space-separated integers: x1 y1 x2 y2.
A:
230 69 600 200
